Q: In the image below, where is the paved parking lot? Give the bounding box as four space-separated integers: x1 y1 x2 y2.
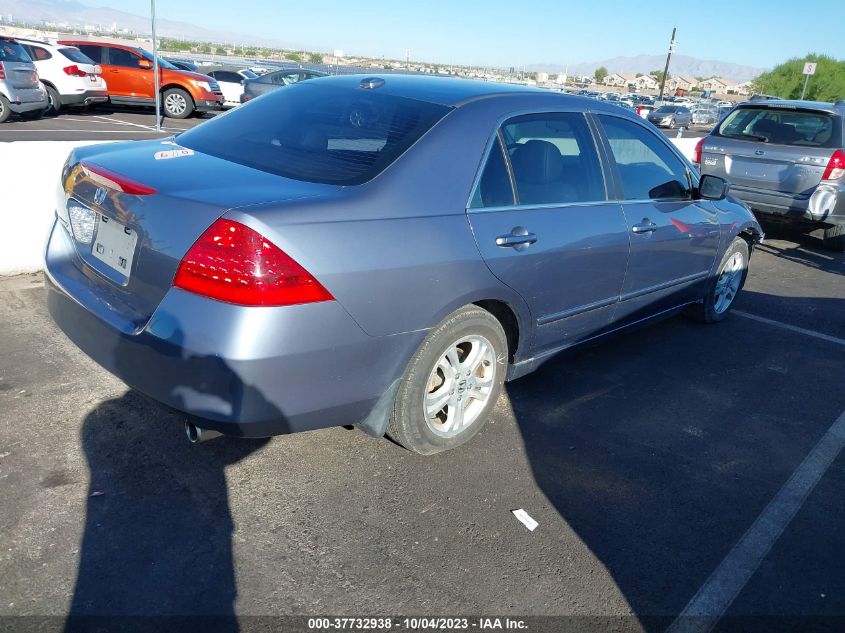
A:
1 229 842 631
1 105 709 142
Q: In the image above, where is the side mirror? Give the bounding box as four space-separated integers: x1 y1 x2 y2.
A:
138 59 153 69
698 174 730 201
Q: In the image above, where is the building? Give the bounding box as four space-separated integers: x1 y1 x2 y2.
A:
698 77 734 93
666 75 698 92
603 72 637 88
729 81 754 96
633 74 659 91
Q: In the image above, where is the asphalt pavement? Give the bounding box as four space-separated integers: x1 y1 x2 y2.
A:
0 231 843 631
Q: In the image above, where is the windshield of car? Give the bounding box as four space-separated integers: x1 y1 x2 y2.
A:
716 107 842 147
136 49 178 70
60 47 96 65
240 69 259 79
654 106 677 113
0 40 31 63
178 82 452 185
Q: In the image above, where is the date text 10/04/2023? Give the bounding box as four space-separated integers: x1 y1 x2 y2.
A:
307 617 529 630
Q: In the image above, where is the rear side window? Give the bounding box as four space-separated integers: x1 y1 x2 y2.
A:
267 71 301 85
60 47 95 65
470 137 514 208
23 45 52 61
716 107 842 147
177 83 451 185
0 40 31 63
75 45 103 63
500 113 605 205
599 115 692 201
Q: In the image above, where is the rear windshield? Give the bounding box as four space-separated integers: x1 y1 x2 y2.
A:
716 106 842 147
60 47 96 65
0 40 31 63
178 82 452 185
654 106 677 113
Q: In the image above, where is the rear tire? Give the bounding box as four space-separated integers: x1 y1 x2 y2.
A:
45 85 62 116
162 87 194 119
387 306 507 455
686 237 749 323
822 225 845 252
0 95 11 123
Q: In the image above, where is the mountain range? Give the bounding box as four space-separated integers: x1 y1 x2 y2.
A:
529 54 764 83
1 0 765 81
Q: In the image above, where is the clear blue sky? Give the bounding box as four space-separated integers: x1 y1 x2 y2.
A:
88 0 844 69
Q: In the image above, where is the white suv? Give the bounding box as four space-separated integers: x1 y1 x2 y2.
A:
16 38 107 114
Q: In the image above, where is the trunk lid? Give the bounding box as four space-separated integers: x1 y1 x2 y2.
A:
2 60 40 89
701 137 834 196
60 139 336 329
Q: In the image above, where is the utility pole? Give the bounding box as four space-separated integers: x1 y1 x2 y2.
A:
657 26 676 103
150 0 161 131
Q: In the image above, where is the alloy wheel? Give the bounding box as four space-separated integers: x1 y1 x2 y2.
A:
423 335 496 438
164 92 187 116
714 251 745 314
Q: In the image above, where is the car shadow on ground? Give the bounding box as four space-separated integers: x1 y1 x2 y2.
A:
503 296 845 632
756 226 844 276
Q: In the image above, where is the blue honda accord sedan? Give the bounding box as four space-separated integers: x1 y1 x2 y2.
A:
45 74 762 454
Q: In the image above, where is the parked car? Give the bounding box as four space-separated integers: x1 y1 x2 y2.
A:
696 99 845 250
0 36 48 122
16 37 107 115
202 65 259 107
58 40 223 118
239 67 326 103
164 58 199 72
647 105 692 128
46 75 761 454
691 107 718 127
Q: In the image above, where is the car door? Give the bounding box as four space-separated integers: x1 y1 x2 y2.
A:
103 47 150 100
595 113 720 323
467 112 630 354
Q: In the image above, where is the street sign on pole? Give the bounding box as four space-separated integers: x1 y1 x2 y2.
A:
800 61 816 100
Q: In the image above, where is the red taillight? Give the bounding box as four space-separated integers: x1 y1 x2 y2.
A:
63 64 88 77
822 149 845 181
173 219 334 307
636 105 643 115
80 162 157 195
0 62 5 80
694 137 705 165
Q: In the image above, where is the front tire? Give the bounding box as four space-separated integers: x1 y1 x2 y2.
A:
686 237 749 323
387 306 507 455
822 225 845 252
162 88 194 119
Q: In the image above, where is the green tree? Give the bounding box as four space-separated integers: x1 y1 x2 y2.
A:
594 66 608 84
287 52 302 63
308 52 324 64
650 69 667 84
754 54 845 101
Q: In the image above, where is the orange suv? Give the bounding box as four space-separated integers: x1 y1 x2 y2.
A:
59 40 223 118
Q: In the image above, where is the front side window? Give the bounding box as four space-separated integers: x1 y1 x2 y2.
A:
178 82 451 185
268 71 301 86
108 47 141 68
599 115 691 201
500 112 605 206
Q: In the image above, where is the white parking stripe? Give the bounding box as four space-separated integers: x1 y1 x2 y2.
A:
665 409 845 633
93 115 157 131
733 310 845 347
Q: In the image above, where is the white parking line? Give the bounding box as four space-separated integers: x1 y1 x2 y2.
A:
93 115 157 131
733 310 845 347
666 409 845 633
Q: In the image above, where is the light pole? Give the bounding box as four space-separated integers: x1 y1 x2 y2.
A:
151 0 161 131
657 27 676 103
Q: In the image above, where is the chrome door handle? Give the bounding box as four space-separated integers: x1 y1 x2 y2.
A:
632 220 658 234
496 232 537 248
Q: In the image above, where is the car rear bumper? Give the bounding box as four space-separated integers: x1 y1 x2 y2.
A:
45 219 420 438
61 89 109 106
730 184 845 227
6 86 48 112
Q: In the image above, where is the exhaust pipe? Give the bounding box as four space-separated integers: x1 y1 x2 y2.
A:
185 421 222 443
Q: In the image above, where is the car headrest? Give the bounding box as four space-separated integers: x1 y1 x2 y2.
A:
511 140 563 185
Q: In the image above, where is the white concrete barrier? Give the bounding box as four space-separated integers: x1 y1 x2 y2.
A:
0 136 700 275
0 141 110 275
